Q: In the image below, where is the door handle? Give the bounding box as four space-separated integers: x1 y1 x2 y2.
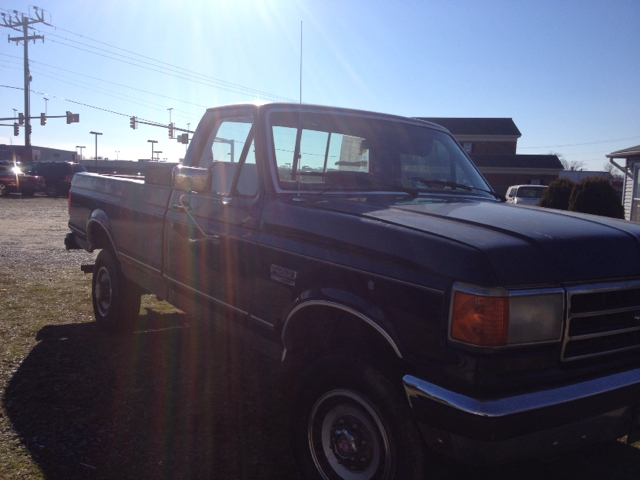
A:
172 203 192 211
208 234 221 246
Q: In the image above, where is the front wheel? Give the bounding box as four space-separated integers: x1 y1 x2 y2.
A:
92 249 141 333
0 182 10 197
292 354 425 480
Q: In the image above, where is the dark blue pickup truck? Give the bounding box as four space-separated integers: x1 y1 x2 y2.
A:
65 103 640 479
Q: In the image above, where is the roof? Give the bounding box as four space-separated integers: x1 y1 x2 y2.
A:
470 154 563 169
607 145 640 159
414 118 522 137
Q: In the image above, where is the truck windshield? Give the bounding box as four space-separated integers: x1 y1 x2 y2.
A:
268 109 493 198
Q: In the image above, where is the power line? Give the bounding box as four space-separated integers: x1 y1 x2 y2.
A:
3 5 297 103
519 136 640 149
24 65 201 121
1 84 166 126
1 52 212 111
38 28 295 101
45 37 293 103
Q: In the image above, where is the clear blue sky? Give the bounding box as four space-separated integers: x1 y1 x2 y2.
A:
1 0 639 169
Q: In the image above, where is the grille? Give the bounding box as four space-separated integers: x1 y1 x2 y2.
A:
562 281 640 362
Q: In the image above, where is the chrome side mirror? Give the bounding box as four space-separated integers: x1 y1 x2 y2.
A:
172 165 212 193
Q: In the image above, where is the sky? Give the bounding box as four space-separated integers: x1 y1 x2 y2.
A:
1 0 639 170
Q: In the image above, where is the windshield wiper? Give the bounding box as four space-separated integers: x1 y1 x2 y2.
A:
314 172 419 198
411 178 503 201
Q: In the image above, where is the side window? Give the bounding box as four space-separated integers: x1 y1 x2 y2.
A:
199 115 258 197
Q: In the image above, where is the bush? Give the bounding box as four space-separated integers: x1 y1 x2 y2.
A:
568 177 625 219
539 177 576 210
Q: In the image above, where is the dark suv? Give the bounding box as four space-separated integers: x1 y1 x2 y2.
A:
23 162 87 197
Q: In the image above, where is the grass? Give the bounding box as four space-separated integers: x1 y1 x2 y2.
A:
1 265 639 479
0 266 299 479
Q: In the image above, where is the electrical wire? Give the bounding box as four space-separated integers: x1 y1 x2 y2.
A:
1 52 211 111
37 28 296 102
3 6 297 103
519 136 640 149
1 84 165 126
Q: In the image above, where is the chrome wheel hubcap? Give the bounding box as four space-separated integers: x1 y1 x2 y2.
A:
95 266 113 317
309 389 391 480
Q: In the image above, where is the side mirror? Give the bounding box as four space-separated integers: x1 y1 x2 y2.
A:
172 165 211 193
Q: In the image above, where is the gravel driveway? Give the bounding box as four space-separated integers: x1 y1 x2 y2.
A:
0 195 96 269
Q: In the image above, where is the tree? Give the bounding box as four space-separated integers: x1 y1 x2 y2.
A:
549 151 586 171
603 161 623 180
539 177 576 210
568 177 625 219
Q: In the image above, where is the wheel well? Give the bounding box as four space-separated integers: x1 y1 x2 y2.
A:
284 306 403 372
88 222 114 252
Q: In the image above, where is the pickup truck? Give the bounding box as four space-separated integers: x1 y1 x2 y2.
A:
65 103 640 480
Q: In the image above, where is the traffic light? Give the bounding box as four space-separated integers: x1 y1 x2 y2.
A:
130 116 137 129
177 133 189 144
13 123 19 136
66 111 79 124
41 113 46 125
18 113 24 125
168 123 175 139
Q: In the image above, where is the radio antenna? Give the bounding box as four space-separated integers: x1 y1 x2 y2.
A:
299 20 303 105
293 21 303 200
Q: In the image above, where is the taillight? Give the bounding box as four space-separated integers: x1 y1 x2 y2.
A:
64 175 72 183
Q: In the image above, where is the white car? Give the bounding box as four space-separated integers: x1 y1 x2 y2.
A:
505 185 547 206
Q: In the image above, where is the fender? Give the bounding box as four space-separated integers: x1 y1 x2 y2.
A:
281 287 403 362
86 209 117 254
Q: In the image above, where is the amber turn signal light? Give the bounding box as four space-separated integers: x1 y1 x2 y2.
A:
450 291 509 346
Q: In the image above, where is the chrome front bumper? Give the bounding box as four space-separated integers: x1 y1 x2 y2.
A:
403 367 640 464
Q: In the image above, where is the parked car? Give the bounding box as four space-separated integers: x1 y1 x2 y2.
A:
23 161 88 197
505 184 548 206
0 162 46 197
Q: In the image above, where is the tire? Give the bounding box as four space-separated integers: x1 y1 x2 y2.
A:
292 354 425 480
45 184 60 197
21 188 35 197
0 182 10 197
92 249 141 333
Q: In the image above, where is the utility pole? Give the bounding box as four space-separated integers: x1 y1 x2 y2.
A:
76 145 85 163
147 140 158 162
90 132 103 170
2 7 48 163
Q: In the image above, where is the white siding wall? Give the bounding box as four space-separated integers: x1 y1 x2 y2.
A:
622 160 637 221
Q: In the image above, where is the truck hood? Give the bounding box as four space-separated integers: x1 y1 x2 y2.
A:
306 196 640 287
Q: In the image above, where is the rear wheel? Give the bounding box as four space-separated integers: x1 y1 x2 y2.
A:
0 182 10 197
292 354 425 480
92 249 141 333
45 184 60 197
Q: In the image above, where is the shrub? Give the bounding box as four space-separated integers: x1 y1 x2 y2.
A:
568 177 625 219
539 177 576 210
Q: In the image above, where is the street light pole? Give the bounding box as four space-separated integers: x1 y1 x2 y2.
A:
147 140 158 162
90 132 103 170
76 145 85 163
115 150 120 161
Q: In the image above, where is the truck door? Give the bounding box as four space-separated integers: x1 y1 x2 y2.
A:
164 109 261 324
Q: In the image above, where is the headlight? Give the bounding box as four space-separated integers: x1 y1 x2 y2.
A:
449 283 564 347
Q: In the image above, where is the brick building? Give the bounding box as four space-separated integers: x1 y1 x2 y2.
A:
416 117 563 195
